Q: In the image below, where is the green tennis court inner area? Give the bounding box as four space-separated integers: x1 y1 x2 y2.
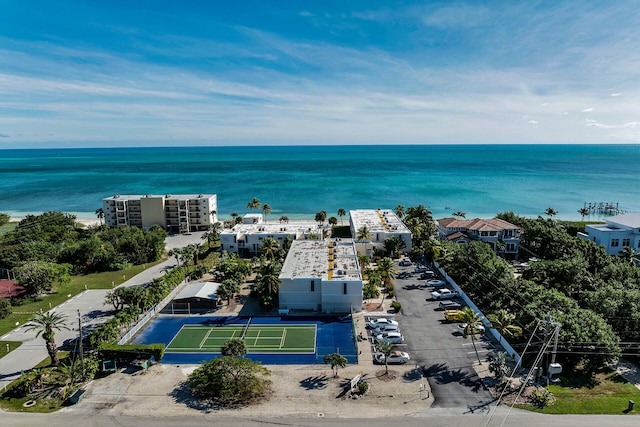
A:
167 323 317 353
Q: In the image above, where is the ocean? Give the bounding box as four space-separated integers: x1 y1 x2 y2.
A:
0 144 638 221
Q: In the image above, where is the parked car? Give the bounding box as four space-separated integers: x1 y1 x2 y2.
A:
438 300 463 310
457 323 486 334
443 309 465 322
374 350 410 364
425 279 446 288
430 288 460 300
419 271 437 280
414 265 429 273
373 324 400 334
399 259 412 266
367 318 399 329
375 332 404 344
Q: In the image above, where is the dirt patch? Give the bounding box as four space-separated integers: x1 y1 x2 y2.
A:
375 370 400 381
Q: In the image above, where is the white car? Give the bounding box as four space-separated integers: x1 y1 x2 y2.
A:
375 332 404 344
425 279 446 288
457 323 486 334
367 318 399 329
373 324 400 335
374 351 410 364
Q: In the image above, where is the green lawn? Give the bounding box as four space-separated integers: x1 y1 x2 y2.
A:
0 258 166 340
515 370 640 415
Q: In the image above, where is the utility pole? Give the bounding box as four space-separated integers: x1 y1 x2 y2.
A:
541 311 561 384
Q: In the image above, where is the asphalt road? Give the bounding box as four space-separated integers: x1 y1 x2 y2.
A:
393 262 496 412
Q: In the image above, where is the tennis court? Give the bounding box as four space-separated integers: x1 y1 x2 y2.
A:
167 323 316 353
131 315 358 365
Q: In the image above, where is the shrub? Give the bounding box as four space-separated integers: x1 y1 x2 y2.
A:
98 343 165 363
0 297 11 319
530 387 554 408
356 379 369 394
391 301 402 313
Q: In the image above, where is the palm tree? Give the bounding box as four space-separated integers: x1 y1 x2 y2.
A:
384 236 406 258
486 309 522 344
230 212 239 223
315 211 327 225
376 257 398 287
544 207 558 218
95 208 105 225
358 254 370 270
459 307 485 365
202 222 223 249
218 279 240 305
261 204 272 221
619 246 639 266
279 215 289 223
578 207 590 220
394 205 405 219
452 211 466 219
356 225 372 258
324 353 348 378
25 311 69 366
247 197 261 211
337 208 346 225
328 216 338 226
261 237 280 261
376 341 395 375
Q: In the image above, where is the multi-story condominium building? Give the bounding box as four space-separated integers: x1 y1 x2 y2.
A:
279 239 363 314
577 213 640 255
436 217 520 259
220 214 325 257
349 209 412 257
102 194 217 232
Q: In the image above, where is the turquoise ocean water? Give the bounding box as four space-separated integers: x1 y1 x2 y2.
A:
0 144 638 221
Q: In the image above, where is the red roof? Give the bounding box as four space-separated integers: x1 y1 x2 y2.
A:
437 217 518 232
0 279 26 298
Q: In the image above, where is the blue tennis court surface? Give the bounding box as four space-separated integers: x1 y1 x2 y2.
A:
131 315 358 365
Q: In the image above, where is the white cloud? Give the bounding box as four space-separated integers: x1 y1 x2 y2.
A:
611 93 622 97
582 108 594 112
527 120 539 124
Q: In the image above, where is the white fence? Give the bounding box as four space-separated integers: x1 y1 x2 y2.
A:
434 261 522 365
117 280 188 345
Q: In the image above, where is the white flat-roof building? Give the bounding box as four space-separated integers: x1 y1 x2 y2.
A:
577 213 640 255
220 214 327 257
279 239 362 314
102 194 217 232
349 209 412 256
436 217 520 259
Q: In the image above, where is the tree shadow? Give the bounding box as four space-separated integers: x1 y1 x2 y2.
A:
401 284 422 291
82 309 114 320
299 374 329 390
402 366 423 382
423 363 470 385
167 380 219 412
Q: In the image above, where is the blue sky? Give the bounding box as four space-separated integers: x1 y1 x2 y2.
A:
1 1 639 147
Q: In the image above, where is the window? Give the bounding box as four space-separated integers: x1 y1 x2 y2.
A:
623 238 630 247
310 280 315 292
611 239 619 247
343 283 347 294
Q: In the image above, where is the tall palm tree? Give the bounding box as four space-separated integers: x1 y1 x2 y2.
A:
376 257 398 286
261 237 280 261
279 215 289 223
486 309 522 344
328 216 338 226
578 207 590 220
337 208 346 225
315 210 327 225
247 197 261 211
376 341 395 375
357 226 372 258
261 204 272 221
452 211 466 219
459 307 484 365
384 236 406 258
95 208 105 225
394 205 405 219
25 311 69 366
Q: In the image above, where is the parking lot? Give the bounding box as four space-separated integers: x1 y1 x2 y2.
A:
392 260 495 411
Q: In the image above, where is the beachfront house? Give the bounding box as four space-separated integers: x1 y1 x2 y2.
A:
577 213 640 256
278 239 363 314
220 214 327 257
102 193 217 232
349 209 412 258
436 217 520 259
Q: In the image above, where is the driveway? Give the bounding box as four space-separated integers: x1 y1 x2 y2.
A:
393 262 495 413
